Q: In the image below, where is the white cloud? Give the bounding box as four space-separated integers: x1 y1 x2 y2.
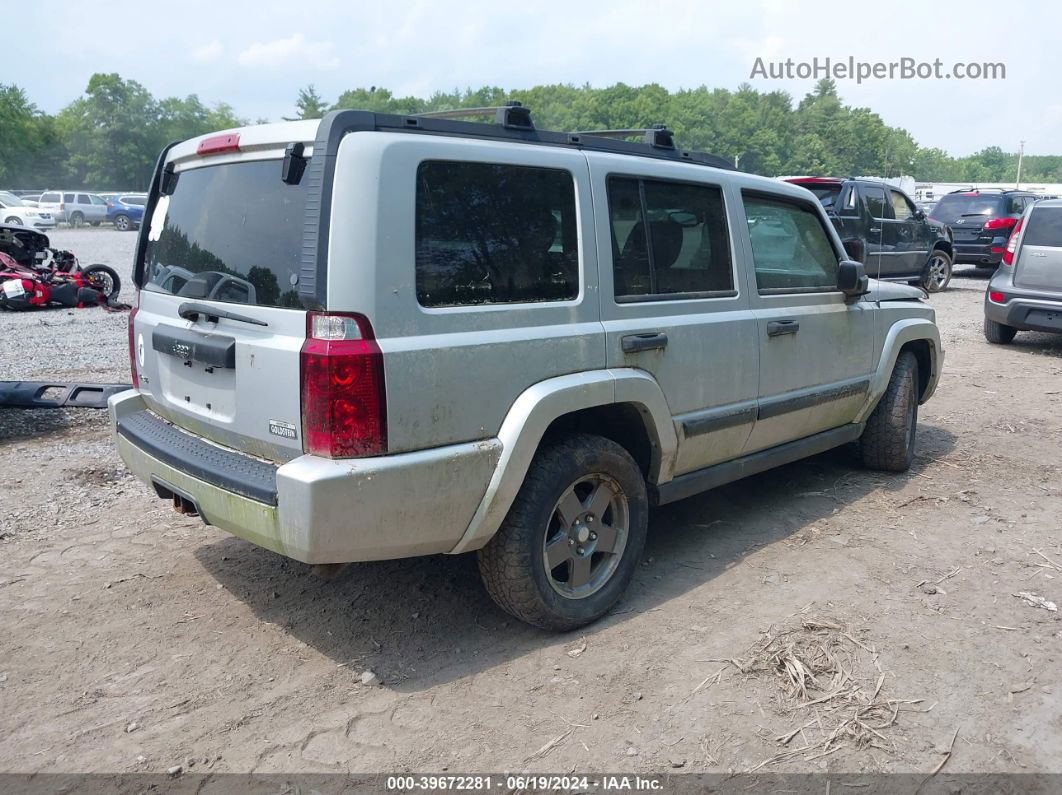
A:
237 34 339 69
190 40 224 63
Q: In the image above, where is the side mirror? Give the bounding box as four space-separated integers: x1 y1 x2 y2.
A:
842 238 866 263
915 209 927 221
838 259 869 297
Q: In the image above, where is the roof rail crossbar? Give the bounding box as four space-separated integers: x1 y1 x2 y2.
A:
573 125 676 150
414 101 534 131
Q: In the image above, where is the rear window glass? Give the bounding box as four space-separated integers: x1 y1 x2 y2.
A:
40 193 59 202
415 161 578 307
804 184 842 210
143 160 307 308
930 194 1004 224
1022 207 1062 248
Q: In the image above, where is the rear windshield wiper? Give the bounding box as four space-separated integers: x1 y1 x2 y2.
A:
178 302 268 327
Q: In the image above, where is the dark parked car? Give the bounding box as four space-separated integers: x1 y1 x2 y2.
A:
984 199 1062 343
106 194 147 232
787 177 955 292
930 189 1039 269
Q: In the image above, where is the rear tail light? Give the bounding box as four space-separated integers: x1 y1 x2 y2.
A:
127 304 140 388
984 216 1018 231
1002 219 1024 265
988 291 1007 303
300 312 386 458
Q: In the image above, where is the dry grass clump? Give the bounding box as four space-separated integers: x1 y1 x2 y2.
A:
729 617 925 771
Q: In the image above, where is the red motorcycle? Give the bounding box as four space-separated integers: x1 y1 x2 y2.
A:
0 223 122 311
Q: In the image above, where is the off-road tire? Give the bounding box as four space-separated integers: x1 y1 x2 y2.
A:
859 351 919 472
984 317 1017 344
477 434 648 631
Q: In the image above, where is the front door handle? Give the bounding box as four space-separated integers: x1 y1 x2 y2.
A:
621 332 669 353
766 320 800 337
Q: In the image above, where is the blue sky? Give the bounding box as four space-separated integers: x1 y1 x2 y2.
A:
10 0 1060 156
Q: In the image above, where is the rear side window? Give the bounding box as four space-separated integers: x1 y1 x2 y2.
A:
415 161 578 307
863 186 889 219
122 195 146 206
744 193 839 292
143 160 308 308
608 176 733 299
1022 207 1062 248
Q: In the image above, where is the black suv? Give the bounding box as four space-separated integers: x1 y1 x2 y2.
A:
788 178 955 292
929 189 1039 269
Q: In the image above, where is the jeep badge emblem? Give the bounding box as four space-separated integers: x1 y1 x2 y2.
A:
269 420 298 440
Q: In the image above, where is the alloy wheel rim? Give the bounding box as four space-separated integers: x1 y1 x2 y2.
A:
927 256 948 290
542 474 629 600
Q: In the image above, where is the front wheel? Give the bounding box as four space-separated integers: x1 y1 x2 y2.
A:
477 434 648 631
859 351 919 472
920 250 953 293
984 316 1017 344
82 264 121 300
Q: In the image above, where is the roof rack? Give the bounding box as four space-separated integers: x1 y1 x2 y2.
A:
572 126 676 150
414 102 534 131
947 187 1021 194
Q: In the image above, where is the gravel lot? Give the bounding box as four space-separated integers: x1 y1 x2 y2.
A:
1 231 1061 777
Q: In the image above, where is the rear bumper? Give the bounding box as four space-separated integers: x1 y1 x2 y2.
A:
954 242 1003 265
109 391 502 564
985 291 1062 333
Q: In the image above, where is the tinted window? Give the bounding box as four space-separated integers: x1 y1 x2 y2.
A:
805 184 841 210
143 160 307 308
744 194 839 292
1022 207 1062 248
930 194 1004 224
890 190 915 221
839 186 859 216
415 161 578 307
1007 196 1025 214
122 195 146 206
609 177 732 299
76 194 90 204
63 193 75 202
40 193 59 202
863 186 889 219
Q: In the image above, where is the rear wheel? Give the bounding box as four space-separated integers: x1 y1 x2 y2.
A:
113 214 132 232
69 211 84 227
920 250 952 293
984 317 1017 344
89 221 101 227
859 351 919 472
477 434 648 631
82 265 121 300
4 216 22 226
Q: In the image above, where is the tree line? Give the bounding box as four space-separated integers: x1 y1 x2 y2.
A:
2 74 1058 191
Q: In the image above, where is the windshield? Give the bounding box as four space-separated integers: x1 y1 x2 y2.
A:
143 159 308 309
0 192 26 207
930 194 1004 224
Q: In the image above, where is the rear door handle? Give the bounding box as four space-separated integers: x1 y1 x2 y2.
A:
766 320 799 337
621 332 669 353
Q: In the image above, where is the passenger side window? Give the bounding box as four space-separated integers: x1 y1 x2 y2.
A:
89 195 106 206
863 187 889 220
415 161 579 308
607 177 733 300
890 190 915 221
743 194 840 293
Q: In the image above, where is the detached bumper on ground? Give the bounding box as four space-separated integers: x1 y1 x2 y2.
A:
109 390 501 563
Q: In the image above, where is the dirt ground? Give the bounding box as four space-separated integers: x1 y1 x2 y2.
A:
1 237 1061 776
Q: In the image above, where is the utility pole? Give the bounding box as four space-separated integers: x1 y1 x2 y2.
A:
1016 140 1025 189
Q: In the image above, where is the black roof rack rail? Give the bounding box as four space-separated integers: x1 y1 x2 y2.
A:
296 107 735 310
572 125 676 150
947 187 1022 194
414 101 534 130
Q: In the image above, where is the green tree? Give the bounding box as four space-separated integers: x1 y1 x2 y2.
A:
287 84 330 120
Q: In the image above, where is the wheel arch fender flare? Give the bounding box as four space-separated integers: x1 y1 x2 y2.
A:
448 369 677 554
855 319 943 422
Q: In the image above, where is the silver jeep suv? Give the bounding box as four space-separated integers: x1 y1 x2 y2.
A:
110 106 943 630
